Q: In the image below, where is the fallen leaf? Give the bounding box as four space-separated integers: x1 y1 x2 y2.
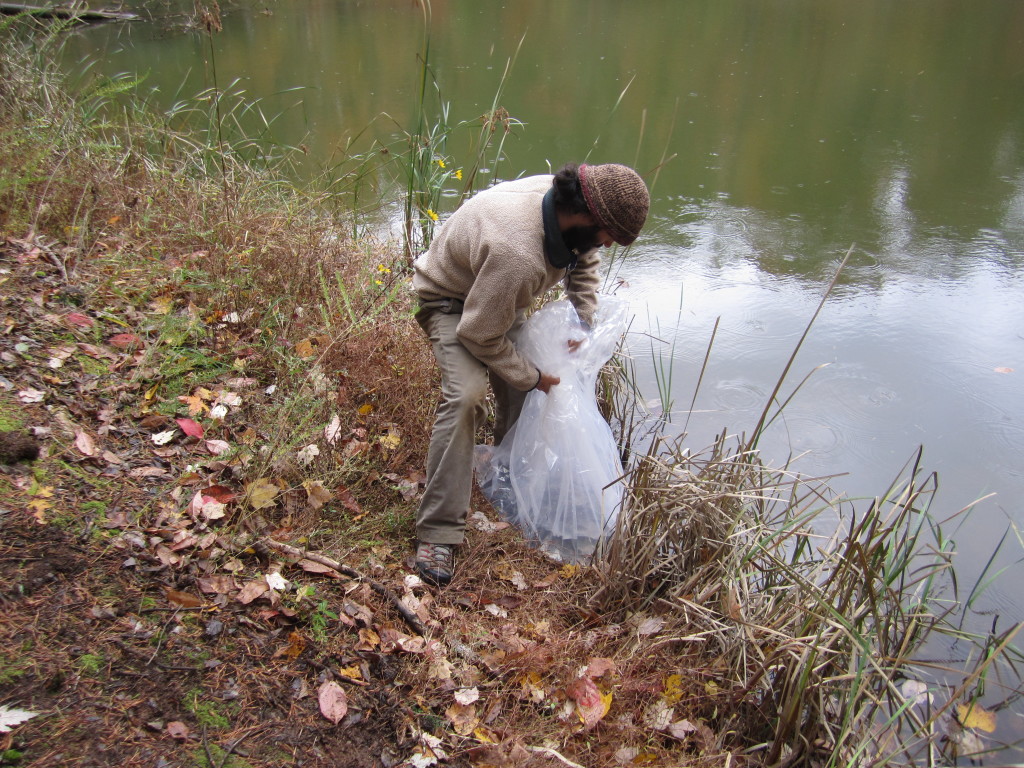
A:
151 429 177 446
0 705 40 733
64 312 95 328
325 414 343 444
27 497 51 524
175 418 204 439
378 427 401 450
586 658 616 679
109 333 142 350
667 719 698 739
164 588 203 608
295 338 315 358
318 680 348 724
567 675 612 729
273 631 306 660
236 577 270 604
303 480 333 510
454 687 480 706
74 429 97 457
446 701 479 736
663 673 685 704
245 478 279 510
336 486 362 515
994 367 1013 374
202 485 236 504
635 616 666 636
958 702 997 733
298 559 343 578
18 388 45 404
204 439 230 455
901 679 931 707
166 720 190 739
265 571 289 591
357 403 373 416
297 443 320 466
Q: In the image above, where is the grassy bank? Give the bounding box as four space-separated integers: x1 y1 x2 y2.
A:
1 14 1021 768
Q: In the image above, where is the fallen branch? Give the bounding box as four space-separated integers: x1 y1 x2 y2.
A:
260 538 427 636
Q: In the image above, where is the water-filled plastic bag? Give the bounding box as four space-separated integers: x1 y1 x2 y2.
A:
475 296 628 562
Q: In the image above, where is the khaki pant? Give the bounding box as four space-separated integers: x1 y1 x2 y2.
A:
415 308 527 544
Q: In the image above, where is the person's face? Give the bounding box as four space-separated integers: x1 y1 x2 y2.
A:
562 222 615 254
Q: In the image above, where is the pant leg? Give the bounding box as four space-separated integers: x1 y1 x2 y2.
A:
491 371 527 445
490 313 528 445
416 310 489 545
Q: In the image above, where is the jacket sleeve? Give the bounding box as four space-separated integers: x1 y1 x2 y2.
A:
565 248 601 327
456 245 544 391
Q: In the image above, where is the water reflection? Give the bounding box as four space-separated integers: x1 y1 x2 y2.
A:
62 0 1024 630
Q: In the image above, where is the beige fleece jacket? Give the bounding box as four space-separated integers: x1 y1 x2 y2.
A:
412 175 601 391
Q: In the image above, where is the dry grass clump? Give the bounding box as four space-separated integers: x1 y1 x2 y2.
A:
595 428 1022 765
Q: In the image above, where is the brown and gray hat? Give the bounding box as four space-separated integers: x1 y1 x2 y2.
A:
578 163 650 246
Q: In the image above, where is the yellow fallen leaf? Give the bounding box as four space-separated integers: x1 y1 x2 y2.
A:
378 429 401 451
663 673 685 704
149 296 174 315
294 338 315 358
958 702 997 733
337 665 362 680
473 726 498 743
357 403 373 416
245 478 279 510
27 498 51 524
559 564 580 578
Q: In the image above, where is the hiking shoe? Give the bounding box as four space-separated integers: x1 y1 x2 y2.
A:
415 541 456 586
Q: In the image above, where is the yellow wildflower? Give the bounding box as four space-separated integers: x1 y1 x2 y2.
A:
455 169 463 180
427 209 439 222
437 159 446 169
377 264 391 274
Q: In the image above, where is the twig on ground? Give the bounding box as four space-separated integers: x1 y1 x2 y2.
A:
526 745 587 768
260 538 427 635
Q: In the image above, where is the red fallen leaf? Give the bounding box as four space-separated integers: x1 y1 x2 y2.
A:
566 675 610 730
109 333 142 350
175 417 204 439
336 486 362 515
318 680 349 724
202 484 236 504
65 312 95 328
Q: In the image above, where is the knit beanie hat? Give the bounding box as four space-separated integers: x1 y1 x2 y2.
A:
578 163 650 246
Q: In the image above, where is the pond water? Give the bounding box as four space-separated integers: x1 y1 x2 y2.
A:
62 0 1023 680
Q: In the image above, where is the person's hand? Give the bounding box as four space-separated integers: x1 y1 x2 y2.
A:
536 372 560 393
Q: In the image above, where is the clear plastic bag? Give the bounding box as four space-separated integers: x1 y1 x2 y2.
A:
475 296 628 562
